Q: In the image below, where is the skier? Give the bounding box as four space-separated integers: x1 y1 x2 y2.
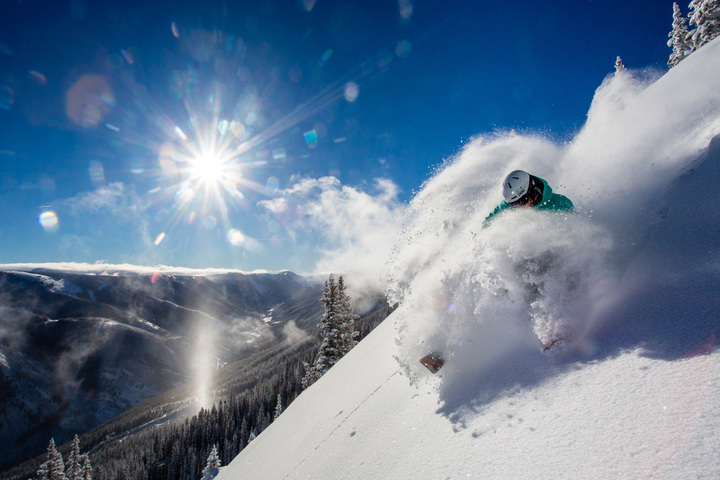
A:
420 171 575 373
487 170 574 351
483 170 573 227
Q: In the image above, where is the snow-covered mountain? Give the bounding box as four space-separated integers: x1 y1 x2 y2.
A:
0 267 310 469
216 39 720 479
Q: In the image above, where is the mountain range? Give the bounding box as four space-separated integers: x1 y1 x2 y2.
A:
0 267 316 469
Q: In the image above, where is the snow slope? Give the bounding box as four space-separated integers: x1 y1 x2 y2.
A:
217 38 720 479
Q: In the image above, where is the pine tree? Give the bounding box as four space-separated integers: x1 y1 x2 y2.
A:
65 435 82 480
614 56 626 76
36 438 68 480
273 393 283 420
201 445 221 480
168 441 183 480
239 417 250 448
689 0 720 49
80 456 93 480
302 274 359 389
668 2 693 67
335 276 358 346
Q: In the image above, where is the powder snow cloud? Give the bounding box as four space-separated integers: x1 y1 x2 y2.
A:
259 176 403 292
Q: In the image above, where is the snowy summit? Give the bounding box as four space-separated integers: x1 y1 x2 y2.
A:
216 38 720 479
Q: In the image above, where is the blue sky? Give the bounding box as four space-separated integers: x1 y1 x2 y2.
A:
0 0 673 273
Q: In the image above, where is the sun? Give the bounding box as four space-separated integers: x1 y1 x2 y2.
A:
150 118 261 245
189 150 229 185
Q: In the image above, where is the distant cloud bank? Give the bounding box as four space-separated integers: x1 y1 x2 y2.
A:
0 262 272 276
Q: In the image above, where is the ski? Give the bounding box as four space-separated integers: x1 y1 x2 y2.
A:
541 337 568 352
419 353 445 373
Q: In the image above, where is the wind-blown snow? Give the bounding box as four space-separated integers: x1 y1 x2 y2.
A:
217 38 720 479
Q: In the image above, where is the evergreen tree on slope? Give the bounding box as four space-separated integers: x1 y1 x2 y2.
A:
689 0 720 49
274 393 283 420
65 435 82 480
36 438 67 480
668 2 693 66
614 56 626 75
80 456 93 480
302 274 359 389
201 445 221 480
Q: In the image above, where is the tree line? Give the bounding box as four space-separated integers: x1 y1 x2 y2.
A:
35 436 93 480
668 0 720 67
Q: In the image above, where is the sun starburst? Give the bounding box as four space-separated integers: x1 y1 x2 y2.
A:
189 150 229 185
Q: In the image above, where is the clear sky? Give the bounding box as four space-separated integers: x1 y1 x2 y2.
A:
0 0 673 273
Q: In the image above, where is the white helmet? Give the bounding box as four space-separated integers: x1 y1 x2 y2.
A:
502 170 531 203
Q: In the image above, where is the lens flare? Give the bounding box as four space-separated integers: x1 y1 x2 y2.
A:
176 184 195 204
272 148 286 161
399 0 413 20
304 129 318 148
174 125 187 140
265 176 279 195
320 49 333 64
229 120 246 139
0 86 14 110
227 228 245 246
65 74 115 128
203 215 217 230
120 49 134 65
39 211 59 232
29 70 47 85
344 82 359 102
89 160 105 186
154 232 166 245
396 40 412 58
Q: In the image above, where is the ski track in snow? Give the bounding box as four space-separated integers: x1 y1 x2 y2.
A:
284 367 402 479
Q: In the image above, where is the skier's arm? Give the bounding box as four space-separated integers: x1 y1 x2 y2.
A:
482 201 511 228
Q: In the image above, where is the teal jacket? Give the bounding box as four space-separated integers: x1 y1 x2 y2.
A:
483 176 573 227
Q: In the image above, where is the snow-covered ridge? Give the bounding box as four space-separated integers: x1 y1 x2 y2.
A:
8 270 84 297
217 38 720 479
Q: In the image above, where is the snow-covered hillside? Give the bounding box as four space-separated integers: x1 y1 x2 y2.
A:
217 39 720 479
